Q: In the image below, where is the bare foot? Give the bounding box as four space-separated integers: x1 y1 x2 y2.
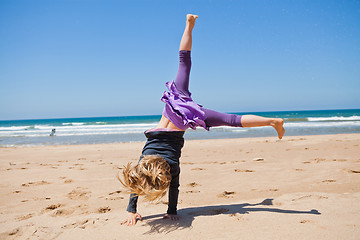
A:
187 14 198 22
271 118 285 139
186 14 198 30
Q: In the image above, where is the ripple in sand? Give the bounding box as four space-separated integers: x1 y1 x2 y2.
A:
300 220 312 223
269 189 279 192
322 179 336 183
21 180 50 187
109 190 122 195
234 169 254 172
186 190 200 193
15 213 34 221
191 167 206 171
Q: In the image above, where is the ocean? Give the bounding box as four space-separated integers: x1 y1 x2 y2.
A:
1 109 359 147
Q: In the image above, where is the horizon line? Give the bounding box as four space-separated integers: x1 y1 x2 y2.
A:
1 108 359 122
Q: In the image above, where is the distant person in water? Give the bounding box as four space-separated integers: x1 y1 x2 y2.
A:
50 129 56 137
118 14 285 226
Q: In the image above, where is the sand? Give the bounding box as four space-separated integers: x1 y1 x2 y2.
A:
0 134 359 239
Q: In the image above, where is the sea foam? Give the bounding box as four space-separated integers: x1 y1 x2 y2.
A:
307 116 360 121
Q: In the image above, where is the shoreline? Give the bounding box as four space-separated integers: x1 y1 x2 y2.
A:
2 132 360 148
1 133 359 239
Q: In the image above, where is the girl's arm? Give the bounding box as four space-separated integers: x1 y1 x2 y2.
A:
166 171 180 216
122 194 141 226
126 193 138 212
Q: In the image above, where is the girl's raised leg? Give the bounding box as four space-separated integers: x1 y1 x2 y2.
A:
174 14 198 97
203 108 285 139
179 14 198 51
241 115 285 139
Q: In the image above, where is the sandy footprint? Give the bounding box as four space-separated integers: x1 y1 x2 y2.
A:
98 206 111 213
187 182 200 187
51 208 75 217
67 187 91 200
41 203 75 217
217 191 235 198
62 219 90 229
44 204 62 211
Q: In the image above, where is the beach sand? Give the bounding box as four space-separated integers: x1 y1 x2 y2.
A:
1 134 359 239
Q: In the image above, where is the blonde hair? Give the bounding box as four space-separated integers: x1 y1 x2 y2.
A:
117 155 172 202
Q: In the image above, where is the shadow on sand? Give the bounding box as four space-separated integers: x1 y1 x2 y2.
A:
141 198 321 234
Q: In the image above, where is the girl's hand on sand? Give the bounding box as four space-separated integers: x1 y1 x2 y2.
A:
163 214 179 221
121 212 142 226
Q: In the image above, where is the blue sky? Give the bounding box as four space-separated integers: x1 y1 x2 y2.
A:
0 0 359 120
